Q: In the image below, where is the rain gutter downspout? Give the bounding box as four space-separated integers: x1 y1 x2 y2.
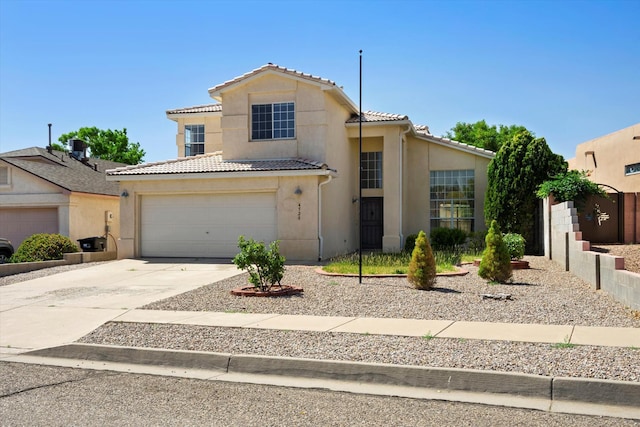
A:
318 175 333 261
399 125 411 250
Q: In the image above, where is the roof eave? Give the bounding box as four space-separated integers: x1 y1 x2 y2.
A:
166 110 222 121
107 168 338 182
345 119 413 128
417 134 496 159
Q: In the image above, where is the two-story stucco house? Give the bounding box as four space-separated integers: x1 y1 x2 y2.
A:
107 64 494 261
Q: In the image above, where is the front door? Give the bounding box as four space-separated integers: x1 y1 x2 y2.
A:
362 197 383 250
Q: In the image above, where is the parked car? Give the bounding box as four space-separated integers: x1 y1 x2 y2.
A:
0 238 14 263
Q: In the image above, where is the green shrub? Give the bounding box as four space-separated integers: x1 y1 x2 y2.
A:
11 233 79 263
478 221 512 283
467 230 487 254
503 233 525 260
430 227 467 251
404 234 418 253
407 230 437 290
536 170 607 211
232 236 285 292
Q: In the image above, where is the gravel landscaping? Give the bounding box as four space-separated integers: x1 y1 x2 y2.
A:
79 256 640 383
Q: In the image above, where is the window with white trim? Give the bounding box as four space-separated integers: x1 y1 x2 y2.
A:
361 151 382 189
251 102 295 140
185 125 204 156
430 170 475 232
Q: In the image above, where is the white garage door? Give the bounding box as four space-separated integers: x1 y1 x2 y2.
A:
0 208 59 249
140 193 276 258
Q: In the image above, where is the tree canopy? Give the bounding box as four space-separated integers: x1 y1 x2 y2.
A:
58 127 145 165
445 120 530 152
485 130 566 254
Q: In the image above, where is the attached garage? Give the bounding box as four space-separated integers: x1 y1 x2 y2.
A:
0 208 58 249
140 192 276 258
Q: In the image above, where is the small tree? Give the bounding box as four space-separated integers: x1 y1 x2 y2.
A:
59 126 145 165
232 236 285 292
485 130 566 254
478 221 512 282
407 230 437 290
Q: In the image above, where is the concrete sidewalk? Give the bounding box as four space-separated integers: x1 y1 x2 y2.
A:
114 309 640 348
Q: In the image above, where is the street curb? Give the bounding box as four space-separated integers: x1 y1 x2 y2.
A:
24 343 640 414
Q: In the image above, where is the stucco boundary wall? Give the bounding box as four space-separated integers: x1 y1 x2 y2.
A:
0 251 117 277
543 198 640 311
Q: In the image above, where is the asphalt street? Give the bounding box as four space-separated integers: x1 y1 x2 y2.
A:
0 362 634 427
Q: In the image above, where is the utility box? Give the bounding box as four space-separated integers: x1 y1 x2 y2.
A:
78 237 106 252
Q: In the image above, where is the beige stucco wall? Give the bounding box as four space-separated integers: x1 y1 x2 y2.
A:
567 123 640 192
402 137 491 239
116 174 325 261
317 92 358 259
68 192 120 251
173 114 223 157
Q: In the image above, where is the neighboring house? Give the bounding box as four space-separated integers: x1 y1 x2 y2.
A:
567 123 640 193
107 64 494 261
566 123 640 244
0 147 125 251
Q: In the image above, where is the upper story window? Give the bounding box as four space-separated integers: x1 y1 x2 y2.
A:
0 166 8 185
361 151 382 189
625 162 640 175
251 102 295 140
430 170 475 232
185 125 205 156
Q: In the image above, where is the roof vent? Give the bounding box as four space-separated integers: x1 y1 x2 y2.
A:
69 138 88 161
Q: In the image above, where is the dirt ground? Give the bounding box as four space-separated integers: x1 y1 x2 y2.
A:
590 244 640 274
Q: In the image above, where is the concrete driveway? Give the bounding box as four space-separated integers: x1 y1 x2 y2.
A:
0 259 241 355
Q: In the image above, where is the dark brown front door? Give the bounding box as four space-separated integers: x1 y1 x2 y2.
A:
362 197 383 250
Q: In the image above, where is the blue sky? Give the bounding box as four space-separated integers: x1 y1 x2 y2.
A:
1 0 638 163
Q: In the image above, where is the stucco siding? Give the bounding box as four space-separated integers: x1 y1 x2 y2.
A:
117 175 324 260
567 123 640 193
68 192 120 251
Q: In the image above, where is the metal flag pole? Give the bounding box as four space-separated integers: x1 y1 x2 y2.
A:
359 49 363 284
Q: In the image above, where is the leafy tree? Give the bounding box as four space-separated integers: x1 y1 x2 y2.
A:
58 126 145 165
407 230 437 290
51 142 67 152
478 220 512 282
445 120 529 152
485 130 566 254
536 170 607 211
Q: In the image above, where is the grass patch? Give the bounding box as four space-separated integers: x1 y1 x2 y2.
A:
323 251 464 275
552 336 576 349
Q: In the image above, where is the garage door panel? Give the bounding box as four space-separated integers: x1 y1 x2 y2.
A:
141 193 276 258
0 208 59 249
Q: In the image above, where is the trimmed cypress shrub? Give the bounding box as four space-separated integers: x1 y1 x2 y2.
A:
478 220 512 282
407 230 437 290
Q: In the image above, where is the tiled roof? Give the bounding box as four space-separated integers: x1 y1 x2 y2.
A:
346 111 409 123
166 104 222 115
107 152 331 176
0 147 126 196
209 63 337 94
414 124 431 134
421 134 495 157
